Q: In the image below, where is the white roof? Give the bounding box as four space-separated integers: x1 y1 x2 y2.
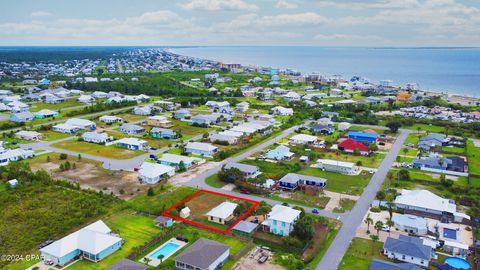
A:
185 142 217 152
148 115 168 121
117 138 147 146
267 204 301 224
290 134 318 142
230 125 257 134
395 189 457 214
158 153 202 164
65 118 95 127
40 220 122 258
99 115 121 121
0 149 34 160
443 240 469 250
15 130 41 136
206 201 238 219
53 123 78 130
219 130 244 137
316 159 355 168
34 109 58 116
139 162 175 178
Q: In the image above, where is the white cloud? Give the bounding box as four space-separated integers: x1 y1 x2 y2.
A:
180 0 258 11
275 0 298 9
218 12 328 30
30 11 51 17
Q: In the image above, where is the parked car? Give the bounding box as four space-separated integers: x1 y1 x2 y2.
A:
401 162 412 168
311 208 319 214
150 147 157 151
149 154 157 160
381 225 390 232
240 189 250 194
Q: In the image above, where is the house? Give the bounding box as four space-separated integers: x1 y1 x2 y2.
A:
233 221 258 237
77 95 95 104
33 109 59 119
369 259 421 270
315 159 357 174
278 173 327 190
0 149 35 166
206 201 238 224
99 115 122 124
174 109 191 120
236 102 249 112
82 132 112 144
15 130 42 141
271 106 293 116
184 142 218 157
154 216 173 228
392 214 428 235
266 145 294 160
446 156 467 172
311 124 335 135
317 117 333 126
116 138 148 150
10 111 35 123
338 138 370 155
155 100 178 111
191 115 213 126
150 128 178 139
65 118 96 130
91 91 109 98
394 189 470 223
119 123 145 135
209 133 239 145
283 91 301 102
289 134 318 145
138 162 175 184
146 116 172 128
262 205 301 236
180 207 190 218
45 95 64 104
443 240 469 256
383 235 433 267
338 122 351 131
397 91 412 102
348 131 378 143
158 153 203 170
224 162 261 179
413 154 450 170
133 106 152 116
174 238 229 270
8 179 18 188
52 123 79 134
40 220 123 266
107 259 147 270
205 101 230 110
418 133 446 151
367 96 382 104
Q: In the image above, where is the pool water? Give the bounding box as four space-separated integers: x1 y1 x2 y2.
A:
443 228 457 240
445 257 471 270
150 243 180 259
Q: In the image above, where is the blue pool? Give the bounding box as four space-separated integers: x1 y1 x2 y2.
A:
445 257 471 270
443 228 457 240
150 243 180 259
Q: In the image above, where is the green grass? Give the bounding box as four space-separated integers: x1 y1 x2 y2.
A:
241 159 300 179
51 139 145 159
40 130 75 141
170 119 215 137
333 198 357 213
29 98 81 112
467 140 480 175
119 113 148 123
321 152 385 168
270 193 330 209
404 133 422 145
338 237 384 270
205 174 225 188
407 124 445 134
128 185 198 215
298 167 372 195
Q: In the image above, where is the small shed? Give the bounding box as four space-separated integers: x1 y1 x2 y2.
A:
8 179 18 188
154 216 173 227
180 207 190 218
233 221 259 237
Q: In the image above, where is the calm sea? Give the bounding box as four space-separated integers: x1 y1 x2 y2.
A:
172 46 480 97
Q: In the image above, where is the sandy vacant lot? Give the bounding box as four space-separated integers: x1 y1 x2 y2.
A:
233 246 283 270
30 154 149 199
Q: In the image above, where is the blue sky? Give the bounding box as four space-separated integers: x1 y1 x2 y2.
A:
1 0 479 46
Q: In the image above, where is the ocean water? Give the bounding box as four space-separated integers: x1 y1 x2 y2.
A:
172 46 480 96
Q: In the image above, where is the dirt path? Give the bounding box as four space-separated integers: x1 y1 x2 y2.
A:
169 161 222 186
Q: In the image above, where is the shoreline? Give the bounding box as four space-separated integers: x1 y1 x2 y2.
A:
167 47 480 102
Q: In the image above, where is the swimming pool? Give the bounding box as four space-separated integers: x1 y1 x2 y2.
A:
141 238 187 267
150 243 179 259
443 228 457 240
445 257 470 270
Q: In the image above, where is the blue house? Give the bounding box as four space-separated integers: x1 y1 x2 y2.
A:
150 127 178 139
348 131 378 143
39 78 51 85
279 173 327 190
184 142 218 157
154 216 174 227
40 220 123 267
266 145 295 160
191 115 213 126
158 153 202 169
10 112 35 123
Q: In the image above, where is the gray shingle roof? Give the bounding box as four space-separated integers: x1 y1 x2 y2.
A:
233 220 258 233
384 236 431 260
174 238 229 269
106 258 147 270
370 259 422 270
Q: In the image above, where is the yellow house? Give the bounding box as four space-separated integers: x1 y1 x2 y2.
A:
147 115 173 128
206 202 238 224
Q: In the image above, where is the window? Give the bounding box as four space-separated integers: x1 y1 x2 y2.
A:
282 222 285 227
273 220 277 225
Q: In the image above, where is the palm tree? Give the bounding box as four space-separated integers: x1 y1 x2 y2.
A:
403 147 409 160
369 234 379 255
158 254 165 264
386 200 395 221
417 126 421 135
364 213 373 234
385 218 394 236
386 171 394 189
374 220 384 236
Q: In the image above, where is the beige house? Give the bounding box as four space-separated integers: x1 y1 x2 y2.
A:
147 116 173 128
206 202 238 224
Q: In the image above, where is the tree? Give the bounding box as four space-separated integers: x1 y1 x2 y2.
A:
386 121 401 133
386 200 395 221
218 167 245 183
374 220 384 236
364 213 373 234
386 171 394 188
147 187 154 196
403 148 409 160
59 153 68 160
376 190 386 205
369 234 379 255
78 154 82 161
291 216 314 241
385 218 394 236
398 169 410 181
178 161 186 172
158 254 165 263
369 143 378 152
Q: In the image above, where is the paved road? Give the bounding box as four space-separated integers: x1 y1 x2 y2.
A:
315 129 411 270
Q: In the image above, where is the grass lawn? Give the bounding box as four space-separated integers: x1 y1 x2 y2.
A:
29 98 81 112
270 192 330 209
338 237 384 270
404 132 422 145
241 159 300 179
321 152 385 168
119 113 148 123
51 139 145 159
40 130 75 141
467 140 480 175
205 173 225 188
66 211 161 270
333 198 357 213
299 167 372 195
170 119 214 137
128 185 198 215
407 124 445 134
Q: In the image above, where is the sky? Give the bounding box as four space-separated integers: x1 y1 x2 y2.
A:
1 0 479 46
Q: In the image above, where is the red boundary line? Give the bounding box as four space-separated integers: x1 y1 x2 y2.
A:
162 189 259 234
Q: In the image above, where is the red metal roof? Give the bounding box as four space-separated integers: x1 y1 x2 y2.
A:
338 138 369 151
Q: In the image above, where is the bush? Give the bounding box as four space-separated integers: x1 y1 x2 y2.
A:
59 153 68 160
370 206 381 212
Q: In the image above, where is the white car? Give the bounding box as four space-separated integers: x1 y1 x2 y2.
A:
381 225 390 232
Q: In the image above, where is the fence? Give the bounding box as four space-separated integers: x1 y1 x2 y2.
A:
229 238 254 260
127 226 180 260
